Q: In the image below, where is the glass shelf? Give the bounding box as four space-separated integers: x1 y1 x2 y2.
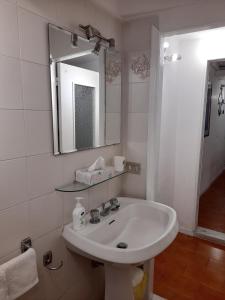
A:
55 170 127 192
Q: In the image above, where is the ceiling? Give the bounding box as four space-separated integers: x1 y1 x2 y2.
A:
91 0 201 19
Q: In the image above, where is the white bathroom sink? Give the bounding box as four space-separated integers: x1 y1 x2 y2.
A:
62 197 178 264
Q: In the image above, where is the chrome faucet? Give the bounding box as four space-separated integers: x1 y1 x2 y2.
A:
89 198 120 224
100 202 111 217
109 198 120 211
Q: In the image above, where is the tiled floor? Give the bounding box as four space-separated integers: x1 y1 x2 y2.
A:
154 233 225 299
198 171 225 233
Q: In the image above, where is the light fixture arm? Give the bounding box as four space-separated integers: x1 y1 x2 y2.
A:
79 24 115 48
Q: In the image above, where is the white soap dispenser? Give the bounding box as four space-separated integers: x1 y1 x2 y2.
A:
72 197 86 231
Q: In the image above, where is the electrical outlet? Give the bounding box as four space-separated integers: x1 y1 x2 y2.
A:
125 161 141 174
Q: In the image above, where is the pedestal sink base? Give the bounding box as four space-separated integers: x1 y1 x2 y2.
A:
104 259 155 300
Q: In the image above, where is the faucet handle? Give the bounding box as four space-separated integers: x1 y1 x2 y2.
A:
100 201 111 217
90 209 100 224
109 198 120 211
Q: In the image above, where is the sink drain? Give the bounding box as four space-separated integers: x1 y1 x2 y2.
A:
116 242 128 249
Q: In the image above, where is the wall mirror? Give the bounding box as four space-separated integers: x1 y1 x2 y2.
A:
48 24 121 155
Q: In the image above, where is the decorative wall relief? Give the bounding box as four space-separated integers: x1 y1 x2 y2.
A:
130 53 150 80
106 51 121 84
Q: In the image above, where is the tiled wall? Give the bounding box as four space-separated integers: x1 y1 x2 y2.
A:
122 18 155 199
0 0 122 299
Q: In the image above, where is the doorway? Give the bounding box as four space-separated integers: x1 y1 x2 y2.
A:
197 59 225 239
158 26 225 241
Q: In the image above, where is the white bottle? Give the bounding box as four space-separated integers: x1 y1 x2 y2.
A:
72 197 86 231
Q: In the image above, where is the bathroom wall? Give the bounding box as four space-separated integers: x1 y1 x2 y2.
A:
158 0 225 34
158 28 225 233
0 1 122 299
200 68 225 194
121 17 158 199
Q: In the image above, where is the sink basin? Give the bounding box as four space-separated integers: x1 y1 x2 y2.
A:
62 197 178 264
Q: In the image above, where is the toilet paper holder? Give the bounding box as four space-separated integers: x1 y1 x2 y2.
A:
21 237 63 271
43 250 63 271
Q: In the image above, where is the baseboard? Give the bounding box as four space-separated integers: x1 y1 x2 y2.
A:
179 227 194 236
195 226 225 245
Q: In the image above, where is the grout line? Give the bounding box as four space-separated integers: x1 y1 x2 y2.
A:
0 199 29 215
0 107 51 111
0 151 52 163
20 57 49 67
17 2 55 24
0 190 57 214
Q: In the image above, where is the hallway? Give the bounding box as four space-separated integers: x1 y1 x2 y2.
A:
198 171 225 233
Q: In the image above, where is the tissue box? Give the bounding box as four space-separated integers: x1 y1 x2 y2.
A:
75 167 115 185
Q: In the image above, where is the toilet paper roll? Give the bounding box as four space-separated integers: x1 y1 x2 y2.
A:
114 156 126 172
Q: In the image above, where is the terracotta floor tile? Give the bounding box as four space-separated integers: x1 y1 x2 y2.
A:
207 258 225 273
195 242 225 263
195 284 225 300
166 275 200 299
154 233 225 299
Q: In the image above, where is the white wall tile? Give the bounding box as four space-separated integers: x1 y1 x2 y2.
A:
126 142 147 168
88 182 109 209
0 203 29 258
18 8 49 65
128 82 149 113
0 0 19 57
106 83 121 113
122 172 146 199
27 154 63 199
17 0 57 21
0 158 28 211
25 110 52 155
106 113 121 144
21 61 51 110
0 110 26 160
108 177 122 199
0 55 23 109
28 192 63 239
127 113 148 143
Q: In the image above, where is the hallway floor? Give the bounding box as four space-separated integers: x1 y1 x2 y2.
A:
154 233 225 299
198 171 225 233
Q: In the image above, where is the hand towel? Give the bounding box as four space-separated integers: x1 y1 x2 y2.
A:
1 248 39 300
0 269 9 300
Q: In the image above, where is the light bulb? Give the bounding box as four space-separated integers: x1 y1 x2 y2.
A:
172 53 178 61
163 41 170 49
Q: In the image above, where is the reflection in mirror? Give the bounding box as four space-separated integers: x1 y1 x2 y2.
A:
48 24 121 155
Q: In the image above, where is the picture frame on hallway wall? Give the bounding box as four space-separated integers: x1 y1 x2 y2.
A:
204 82 212 137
